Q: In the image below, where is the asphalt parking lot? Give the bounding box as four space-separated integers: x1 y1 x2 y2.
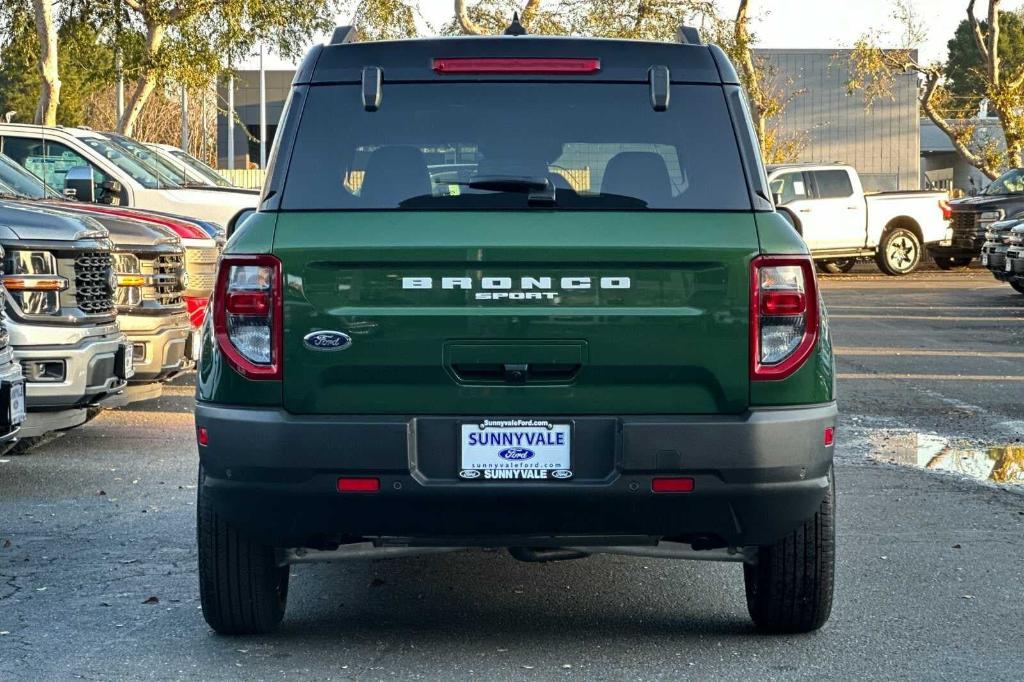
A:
2 267 1023 680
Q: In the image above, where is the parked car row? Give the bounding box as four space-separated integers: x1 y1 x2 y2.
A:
0 125 258 452
980 218 1024 295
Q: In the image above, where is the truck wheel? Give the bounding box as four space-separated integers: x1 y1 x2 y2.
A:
933 255 973 270
744 474 835 634
197 467 289 634
876 228 921 276
819 260 856 274
1011 280 1024 295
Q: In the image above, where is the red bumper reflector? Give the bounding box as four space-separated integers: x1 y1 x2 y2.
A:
651 477 695 493
337 477 380 493
824 427 835 447
432 57 601 74
197 427 208 446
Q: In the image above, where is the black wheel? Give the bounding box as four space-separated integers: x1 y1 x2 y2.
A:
876 228 921 275
197 466 289 634
933 255 973 270
744 474 835 634
1010 280 1024 295
818 259 856 274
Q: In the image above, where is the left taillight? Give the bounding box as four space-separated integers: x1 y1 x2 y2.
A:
750 255 819 381
212 255 282 380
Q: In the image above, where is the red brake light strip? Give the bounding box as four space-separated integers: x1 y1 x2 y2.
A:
432 58 601 74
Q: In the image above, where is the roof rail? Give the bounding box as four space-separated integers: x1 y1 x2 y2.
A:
677 25 702 45
330 25 358 45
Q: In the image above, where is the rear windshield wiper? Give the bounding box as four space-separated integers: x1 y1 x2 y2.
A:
439 175 556 206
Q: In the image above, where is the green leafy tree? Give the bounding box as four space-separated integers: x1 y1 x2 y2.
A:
945 9 1024 111
0 5 115 126
101 0 341 135
850 0 1024 179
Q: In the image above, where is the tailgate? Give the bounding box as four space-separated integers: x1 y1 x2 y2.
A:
275 212 757 415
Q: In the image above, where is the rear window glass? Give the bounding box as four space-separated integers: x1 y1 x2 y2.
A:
813 170 854 199
281 83 750 211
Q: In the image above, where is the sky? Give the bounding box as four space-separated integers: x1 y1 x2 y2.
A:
240 0 1024 70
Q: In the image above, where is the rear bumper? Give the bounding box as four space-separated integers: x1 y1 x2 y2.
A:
196 402 837 549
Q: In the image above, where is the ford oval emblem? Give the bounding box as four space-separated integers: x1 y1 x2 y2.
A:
459 469 481 479
498 447 535 461
551 469 573 479
303 330 352 351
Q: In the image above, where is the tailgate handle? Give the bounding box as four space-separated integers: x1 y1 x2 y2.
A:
449 362 581 384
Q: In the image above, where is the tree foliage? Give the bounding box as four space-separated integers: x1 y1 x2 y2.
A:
0 4 116 126
850 0 1024 179
945 9 1024 110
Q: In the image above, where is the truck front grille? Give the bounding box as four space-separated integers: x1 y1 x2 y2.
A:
0 291 9 351
184 245 220 298
74 252 116 315
951 212 979 238
152 254 184 307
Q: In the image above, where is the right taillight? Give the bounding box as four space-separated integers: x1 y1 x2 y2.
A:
750 255 819 380
212 255 282 379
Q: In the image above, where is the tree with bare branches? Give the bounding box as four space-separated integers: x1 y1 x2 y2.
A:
30 0 60 125
850 0 1024 179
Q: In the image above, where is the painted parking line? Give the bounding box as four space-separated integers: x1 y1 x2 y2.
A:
830 314 1022 321
828 305 1022 311
838 373 1024 381
835 347 1024 358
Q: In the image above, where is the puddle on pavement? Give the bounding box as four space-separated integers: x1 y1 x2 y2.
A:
869 432 1024 485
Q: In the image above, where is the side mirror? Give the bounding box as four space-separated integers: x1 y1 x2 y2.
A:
99 179 122 205
776 206 802 237
64 166 95 202
226 208 256 239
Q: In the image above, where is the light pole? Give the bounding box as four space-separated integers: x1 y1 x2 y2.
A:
259 43 267 169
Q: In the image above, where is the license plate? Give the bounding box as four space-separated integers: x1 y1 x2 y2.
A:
981 253 989 266
1007 259 1014 272
460 420 572 481
188 330 202 362
9 382 25 426
123 345 135 379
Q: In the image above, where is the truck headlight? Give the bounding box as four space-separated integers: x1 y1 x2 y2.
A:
980 210 1004 227
113 252 143 307
2 250 65 315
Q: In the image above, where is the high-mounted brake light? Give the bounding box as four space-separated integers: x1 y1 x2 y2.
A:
432 57 601 74
212 255 282 380
750 255 819 380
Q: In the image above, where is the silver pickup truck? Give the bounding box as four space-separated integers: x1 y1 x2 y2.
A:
0 154 191 398
0 201 132 441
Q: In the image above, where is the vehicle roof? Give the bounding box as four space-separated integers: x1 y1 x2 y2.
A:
766 163 854 173
0 123 103 140
297 35 738 86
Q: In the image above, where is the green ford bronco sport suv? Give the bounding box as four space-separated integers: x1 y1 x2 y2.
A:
195 25 837 635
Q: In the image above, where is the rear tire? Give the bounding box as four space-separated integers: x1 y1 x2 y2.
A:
744 474 835 634
197 466 289 634
875 228 921 276
933 255 973 270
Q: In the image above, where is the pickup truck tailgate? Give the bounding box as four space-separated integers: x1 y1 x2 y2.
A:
274 212 758 415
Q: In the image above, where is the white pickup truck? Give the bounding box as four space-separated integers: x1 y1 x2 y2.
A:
0 124 258 227
767 164 950 275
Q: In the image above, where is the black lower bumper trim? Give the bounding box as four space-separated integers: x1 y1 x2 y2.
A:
196 403 837 549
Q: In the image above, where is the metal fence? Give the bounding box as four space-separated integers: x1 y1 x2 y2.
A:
218 169 267 189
